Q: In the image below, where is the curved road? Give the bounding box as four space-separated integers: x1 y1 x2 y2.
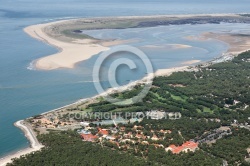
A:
0 120 43 166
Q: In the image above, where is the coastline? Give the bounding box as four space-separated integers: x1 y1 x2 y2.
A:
0 52 235 165
24 13 250 70
0 55 242 166
0 121 44 166
2 14 250 165
24 23 109 70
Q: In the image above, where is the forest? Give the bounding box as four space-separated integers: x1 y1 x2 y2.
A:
85 51 250 124
8 130 223 166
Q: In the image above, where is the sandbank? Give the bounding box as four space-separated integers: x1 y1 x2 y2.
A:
24 23 109 70
24 13 250 70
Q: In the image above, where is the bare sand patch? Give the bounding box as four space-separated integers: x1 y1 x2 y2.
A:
181 60 201 65
24 23 109 70
100 39 139 47
155 66 191 77
202 32 250 54
142 44 192 49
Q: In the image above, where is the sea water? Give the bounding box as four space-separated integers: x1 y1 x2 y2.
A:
1 0 250 158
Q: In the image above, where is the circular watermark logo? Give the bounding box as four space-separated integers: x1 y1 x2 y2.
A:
93 45 154 106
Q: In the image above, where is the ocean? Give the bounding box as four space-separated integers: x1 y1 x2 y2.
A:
1 0 250 158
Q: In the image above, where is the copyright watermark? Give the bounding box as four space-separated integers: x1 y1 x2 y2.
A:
93 45 154 106
69 111 182 120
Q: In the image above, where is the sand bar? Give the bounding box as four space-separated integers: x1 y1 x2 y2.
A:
24 23 109 70
202 32 250 54
24 13 250 70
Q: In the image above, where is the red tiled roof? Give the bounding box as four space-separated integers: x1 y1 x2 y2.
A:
182 141 198 149
167 141 198 154
98 128 109 135
80 134 98 142
136 134 143 138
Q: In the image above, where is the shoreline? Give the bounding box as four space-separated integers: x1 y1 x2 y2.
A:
2 13 250 165
0 51 236 165
0 54 243 166
0 121 44 166
24 23 109 70
24 13 250 70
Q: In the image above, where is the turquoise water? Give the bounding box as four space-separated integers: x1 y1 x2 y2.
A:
1 0 250 158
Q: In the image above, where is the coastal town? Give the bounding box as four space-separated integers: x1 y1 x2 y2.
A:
26 107 250 159
29 111 200 155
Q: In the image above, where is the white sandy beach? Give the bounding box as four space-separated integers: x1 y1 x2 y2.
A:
24 23 109 70
181 60 201 65
155 66 192 76
24 13 240 70
0 121 44 166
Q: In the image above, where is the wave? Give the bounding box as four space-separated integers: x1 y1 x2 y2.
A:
43 17 78 23
27 60 37 71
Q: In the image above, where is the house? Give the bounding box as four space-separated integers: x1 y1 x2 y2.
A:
165 141 199 154
120 139 135 144
135 134 146 139
110 127 118 134
80 122 90 127
81 134 98 142
158 129 172 134
98 128 109 136
123 132 133 139
77 129 91 135
141 141 149 145
153 144 164 148
133 125 143 130
120 127 126 132
151 134 159 141
166 130 172 134
247 147 250 155
105 135 116 141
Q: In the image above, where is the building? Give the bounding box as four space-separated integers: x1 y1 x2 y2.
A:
98 128 109 136
80 134 98 142
80 122 90 127
165 141 199 154
105 135 116 140
151 134 159 141
77 129 91 135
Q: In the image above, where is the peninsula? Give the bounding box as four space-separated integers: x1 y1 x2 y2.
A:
25 14 250 70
